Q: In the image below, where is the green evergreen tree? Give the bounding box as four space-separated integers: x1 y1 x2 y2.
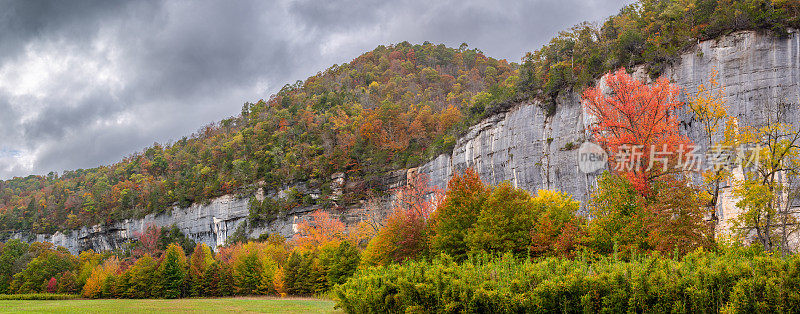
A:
327 241 360 286
159 243 188 299
218 263 235 297
255 256 278 295
290 252 323 295
188 243 213 297
57 271 79 294
201 262 221 297
127 254 157 298
234 251 262 295
309 256 329 294
284 252 303 294
101 274 117 298
113 271 131 298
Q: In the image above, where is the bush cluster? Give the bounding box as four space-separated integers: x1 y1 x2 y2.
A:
337 247 800 313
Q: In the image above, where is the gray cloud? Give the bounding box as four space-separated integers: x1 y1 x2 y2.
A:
0 0 631 179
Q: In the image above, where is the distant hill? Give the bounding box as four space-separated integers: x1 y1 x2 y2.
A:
0 42 518 234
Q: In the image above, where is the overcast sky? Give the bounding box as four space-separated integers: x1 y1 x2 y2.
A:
0 0 631 179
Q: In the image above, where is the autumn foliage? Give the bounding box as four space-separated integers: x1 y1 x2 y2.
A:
292 210 346 252
429 169 586 260
583 68 691 193
362 173 443 265
429 169 490 260
529 190 586 258
587 172 712 257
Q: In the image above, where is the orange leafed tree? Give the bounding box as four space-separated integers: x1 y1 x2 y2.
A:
292 210 346 251
583 68 692 193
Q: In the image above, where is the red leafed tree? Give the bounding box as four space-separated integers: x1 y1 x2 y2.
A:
46 277 58 293
583 68 692 193
362 172 444 265
134 224 162 257
394 172 445 221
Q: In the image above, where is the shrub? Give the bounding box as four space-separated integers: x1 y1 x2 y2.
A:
336 248 800 313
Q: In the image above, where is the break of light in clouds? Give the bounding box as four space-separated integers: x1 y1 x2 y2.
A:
0 0 632 179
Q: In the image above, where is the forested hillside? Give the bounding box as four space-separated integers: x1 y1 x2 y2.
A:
0 0 797 236
0 42 518 234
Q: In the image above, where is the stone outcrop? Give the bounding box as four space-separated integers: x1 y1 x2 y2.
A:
21 30 800 254
419 29 799 236
419 93 594 210
26 194 256 254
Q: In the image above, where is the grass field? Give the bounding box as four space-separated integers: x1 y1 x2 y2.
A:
0 297 339 313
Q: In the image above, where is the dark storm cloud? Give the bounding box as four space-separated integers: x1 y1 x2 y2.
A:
0 0 631 179
0 1 150 62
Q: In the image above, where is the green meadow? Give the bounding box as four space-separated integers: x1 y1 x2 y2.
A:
0 297 337 313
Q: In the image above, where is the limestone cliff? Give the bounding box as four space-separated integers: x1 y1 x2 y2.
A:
22 30 799 254
421 30 799 218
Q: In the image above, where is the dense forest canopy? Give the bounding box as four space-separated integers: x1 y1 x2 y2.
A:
0 0 798 235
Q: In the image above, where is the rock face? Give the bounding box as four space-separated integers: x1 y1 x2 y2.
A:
419 29 800 235
23 30 800 254
17 173 396 254
22 194 301 254
25 194 253 254
419 94 595 210
668 30 800 234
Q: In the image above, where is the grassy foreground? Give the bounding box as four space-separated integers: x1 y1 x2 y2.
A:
0 297 338 313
